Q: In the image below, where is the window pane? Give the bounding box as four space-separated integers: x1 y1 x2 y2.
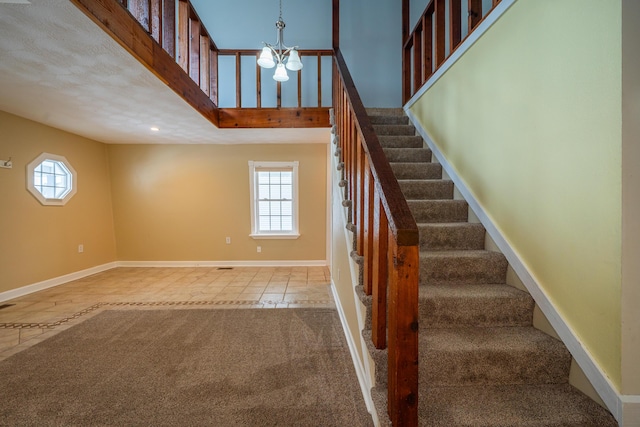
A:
258 201 270 216
281 184 292 200
259 216 271 231
54 187 67 198
42 186 55 199
270 172 281 185
258 184 270 199
281 216 292 231
281 172 292 184
271 185 281 199
258 171 270 184
270 217 281 230
281 201 292 216
270 201 281 216
41 161 54 174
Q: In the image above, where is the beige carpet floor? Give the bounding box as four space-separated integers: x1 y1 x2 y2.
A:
0 308 373 426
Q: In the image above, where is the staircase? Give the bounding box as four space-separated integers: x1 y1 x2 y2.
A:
359 108 618 426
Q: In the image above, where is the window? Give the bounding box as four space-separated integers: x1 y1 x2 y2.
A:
249 161 299 239
27 153 77 206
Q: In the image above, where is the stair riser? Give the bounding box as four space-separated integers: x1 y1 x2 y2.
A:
408 200 469 223
400 181 453 200
419 254 508 286
384 148 431 163
419 224 485 251
373 125 415 135
419 295 534 327
391 163 442 180
421 345 571 386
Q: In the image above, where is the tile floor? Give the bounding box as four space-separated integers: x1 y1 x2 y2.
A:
0 266 334 360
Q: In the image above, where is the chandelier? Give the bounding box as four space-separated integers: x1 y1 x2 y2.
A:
257 0 303 82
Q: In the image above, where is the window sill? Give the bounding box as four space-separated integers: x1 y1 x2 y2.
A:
250 233 300 240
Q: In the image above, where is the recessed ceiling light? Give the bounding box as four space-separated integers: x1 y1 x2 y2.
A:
150 127 160 132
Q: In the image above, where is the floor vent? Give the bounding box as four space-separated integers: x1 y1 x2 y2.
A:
0 304 15 310
216 267 233 270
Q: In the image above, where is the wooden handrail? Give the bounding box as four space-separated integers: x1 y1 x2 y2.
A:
333 48 419 427
403 0 502 103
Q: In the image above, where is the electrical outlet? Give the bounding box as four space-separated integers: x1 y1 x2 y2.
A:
257 246 261 253
78 244 84 253
225 237 231 244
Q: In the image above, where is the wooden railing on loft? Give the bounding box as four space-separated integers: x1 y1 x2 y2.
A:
333 49 420 427
402 0 502 103
71 0 331 128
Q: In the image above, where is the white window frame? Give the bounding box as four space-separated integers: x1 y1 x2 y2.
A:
249 160 300 239
26 153 77 206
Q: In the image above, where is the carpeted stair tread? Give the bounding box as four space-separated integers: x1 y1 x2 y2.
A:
391 163 442 180
420 283 534 327
378 135 424 148
421 326 571 386
400 180 454 200
408 200 469 223
384 147 432 162
366 107 404 116
419 250 508 285
369 115 409 125
419 383 618 427
418 223 485 251
374 124 416 135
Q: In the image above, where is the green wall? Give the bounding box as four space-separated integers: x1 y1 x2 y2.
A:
410 0 622 387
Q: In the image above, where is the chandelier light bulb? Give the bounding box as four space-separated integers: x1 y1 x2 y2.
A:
273 63 289 82
257 47 276 68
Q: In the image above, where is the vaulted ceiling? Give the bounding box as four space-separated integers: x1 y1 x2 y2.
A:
0 0 329 144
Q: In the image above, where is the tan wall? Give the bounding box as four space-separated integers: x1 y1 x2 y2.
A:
410 0 623 387
107 143 327 262
0 111 117 292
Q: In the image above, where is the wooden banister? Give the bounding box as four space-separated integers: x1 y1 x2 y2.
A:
71 0 331 129
403 0 503 103
334 48 419 427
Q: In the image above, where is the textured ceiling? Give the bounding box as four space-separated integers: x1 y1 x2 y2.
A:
0 0 329 145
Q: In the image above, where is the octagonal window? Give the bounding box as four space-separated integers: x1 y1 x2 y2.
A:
27 153 77 206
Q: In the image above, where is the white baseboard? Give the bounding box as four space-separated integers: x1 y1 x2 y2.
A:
0 262 118 303
116 260 327 267
406 109 637 426
331 281 378 426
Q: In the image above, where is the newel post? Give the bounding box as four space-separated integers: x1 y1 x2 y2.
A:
387 233 419 426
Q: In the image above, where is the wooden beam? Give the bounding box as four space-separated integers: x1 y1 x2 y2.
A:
219 108 331 128
70 0 218 126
